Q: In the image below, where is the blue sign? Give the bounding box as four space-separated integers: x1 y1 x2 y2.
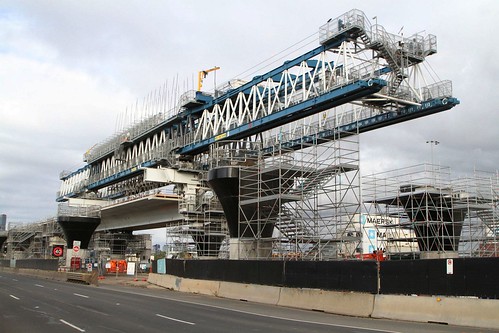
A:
157 258 166 274
368 229 376 239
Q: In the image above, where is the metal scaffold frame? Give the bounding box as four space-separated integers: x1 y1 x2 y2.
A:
89 231 152 264
174 181 229 258
208 126 361 260
453 170 499 257
164 219 229 259
5 218 65 260
362 164 499 259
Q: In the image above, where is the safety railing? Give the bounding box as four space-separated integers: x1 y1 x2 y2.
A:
319 9 369 45
57 203 101 218
422 80 453 100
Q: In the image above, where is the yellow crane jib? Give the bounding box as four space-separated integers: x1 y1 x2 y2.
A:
197 66 220 91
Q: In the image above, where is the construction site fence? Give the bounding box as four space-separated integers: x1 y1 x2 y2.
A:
157 259 377 293
0 259 59 271
156 258 499 299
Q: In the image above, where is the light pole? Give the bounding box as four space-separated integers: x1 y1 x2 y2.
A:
426 140 440 184
426 140 440 165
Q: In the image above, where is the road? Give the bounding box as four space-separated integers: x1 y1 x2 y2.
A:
0 271 497 333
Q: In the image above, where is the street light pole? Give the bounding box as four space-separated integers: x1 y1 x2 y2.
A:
426 140 440 165
426 140 440 184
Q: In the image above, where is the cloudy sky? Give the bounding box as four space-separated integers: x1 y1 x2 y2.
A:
1 1 498 243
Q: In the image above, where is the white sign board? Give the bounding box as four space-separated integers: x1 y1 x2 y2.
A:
446 259 454 275
72 240 81 253
126 262 136 276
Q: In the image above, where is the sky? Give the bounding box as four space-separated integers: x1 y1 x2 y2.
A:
0 1 498 244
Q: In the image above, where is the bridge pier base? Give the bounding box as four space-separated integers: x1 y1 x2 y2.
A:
229 238 272 259
57 216 101 249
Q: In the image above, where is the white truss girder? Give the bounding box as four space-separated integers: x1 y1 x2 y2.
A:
194 49 346 142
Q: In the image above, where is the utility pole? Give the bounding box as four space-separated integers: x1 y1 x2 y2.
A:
426 140 440 184
426 140 439 165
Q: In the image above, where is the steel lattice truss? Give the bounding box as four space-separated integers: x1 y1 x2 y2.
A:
55 9 465 260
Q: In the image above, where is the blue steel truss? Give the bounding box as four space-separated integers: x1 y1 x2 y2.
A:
57 9 460 202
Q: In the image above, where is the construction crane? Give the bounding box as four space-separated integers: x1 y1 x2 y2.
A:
83 143 97 162
197 66 220 91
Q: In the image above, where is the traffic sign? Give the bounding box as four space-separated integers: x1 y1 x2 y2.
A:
52 246 64 257
73 240 81 253
446 259 454 275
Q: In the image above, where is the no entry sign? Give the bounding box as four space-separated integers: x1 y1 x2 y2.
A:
73 240 81 253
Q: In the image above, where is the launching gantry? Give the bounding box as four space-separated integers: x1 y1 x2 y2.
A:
56 9 459 259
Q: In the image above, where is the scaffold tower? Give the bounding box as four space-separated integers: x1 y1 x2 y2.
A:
207 126 361 260
363 165 498 259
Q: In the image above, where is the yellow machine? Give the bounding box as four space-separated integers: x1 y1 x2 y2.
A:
198 66 220 91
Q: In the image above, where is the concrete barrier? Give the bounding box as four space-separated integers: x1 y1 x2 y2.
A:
372 294 499 330
148 273 180 290
278 287 375 317
148 273 499 329
218 281 280 305
179 277 220 296
66 271 98 285
0 267 67 282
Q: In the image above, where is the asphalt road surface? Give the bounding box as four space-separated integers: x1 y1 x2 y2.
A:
0 271 497 333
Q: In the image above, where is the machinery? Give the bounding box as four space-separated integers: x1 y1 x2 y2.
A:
56 9 463 260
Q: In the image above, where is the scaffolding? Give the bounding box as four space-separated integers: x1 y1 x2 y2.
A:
88 231 152 272
208 128 361 260
166 186 229 258
357 213 419 260
363 165 498 259
164 221 229 259
454 170 499 257
5 218 65 259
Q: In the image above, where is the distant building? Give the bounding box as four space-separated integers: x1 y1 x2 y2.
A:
0 214 6 231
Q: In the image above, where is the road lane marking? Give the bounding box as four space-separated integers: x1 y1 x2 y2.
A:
75 305 110 317
12 279 18 281
113 289 402 333
60 319 85 332
156 313 195 325
9 295 20 300
35 284 44 288
73 293 89 298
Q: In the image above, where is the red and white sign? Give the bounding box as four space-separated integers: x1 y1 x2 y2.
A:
73 240 81 253
52 246 64 257
446 259 454 275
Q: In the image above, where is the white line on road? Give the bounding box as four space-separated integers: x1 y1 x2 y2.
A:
59 319 85 332
156 313 195 325
118 289 402 333
35 284 44 288
9 294 19 300
12 279 18 281
73 293 89 298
